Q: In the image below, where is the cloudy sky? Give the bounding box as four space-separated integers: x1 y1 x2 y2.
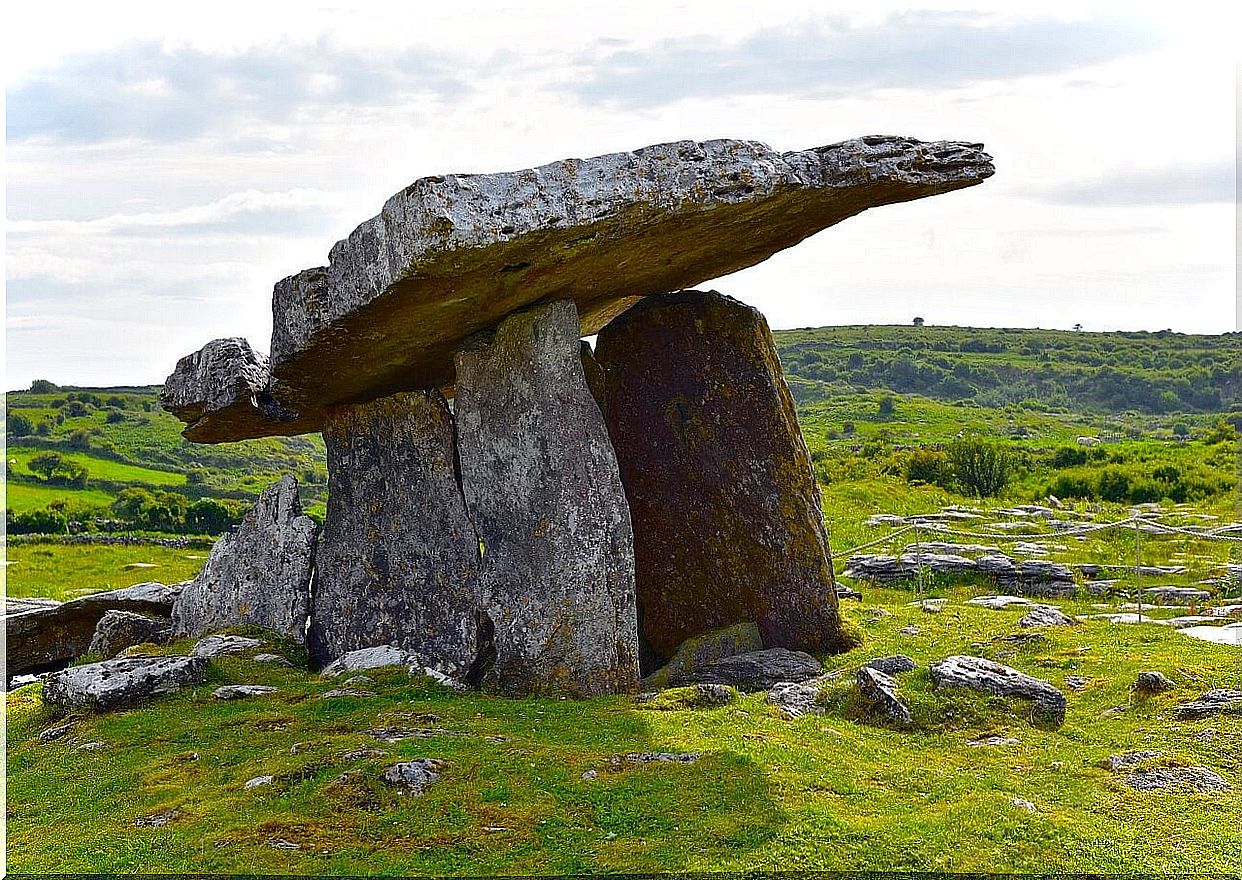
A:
4 0 1236 388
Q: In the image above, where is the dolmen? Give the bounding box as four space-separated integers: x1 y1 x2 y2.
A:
160 135 994 697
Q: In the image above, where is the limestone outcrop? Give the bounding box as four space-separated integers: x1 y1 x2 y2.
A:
165 136 993 442
172 475 317 642
308 391 481 671
43 656 209 711
454 300 639 696
595 290 845 665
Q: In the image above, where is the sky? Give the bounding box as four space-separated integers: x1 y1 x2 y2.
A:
4 0 1237 389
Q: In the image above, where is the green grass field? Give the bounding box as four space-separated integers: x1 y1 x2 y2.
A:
4 482 118 516
7 586 1240 874
4 544 210 600
6 445 187 487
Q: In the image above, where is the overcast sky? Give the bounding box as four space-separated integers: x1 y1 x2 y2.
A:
4 0 1237 388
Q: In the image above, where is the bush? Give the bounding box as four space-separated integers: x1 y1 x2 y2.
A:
1051 447 1088 468
105 409 126 423
1203 419 1235 445
947 438 1013 497
27 451 65 481
6 506 68 534
28 379 58 394
7 413 33 436
905 448 954 489
878 396 895 417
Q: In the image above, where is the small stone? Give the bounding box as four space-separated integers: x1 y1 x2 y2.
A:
212 685 278 700
1106 750 1162 771
320 645 415 677
74 741 106 752
1018 605 1077 628
898 626 921 635
39 722 76 743
245 775 274 789
1133 671 1177 693
863 655 916 676
970 736 1019 748
767 676 832 719
912 599 946 613
191 635 265 658
88 610 173 659
1011 797 1037 812
582 770 598 780
1123 767 1231 792
135 808 180 827
856 667 913 726
610 752 700 766
342 748 388 761
967 595 1034 610
253 653 294 667
342 675 373 686
837 586 863 601
640 622 763 690
320 688 376 698
1064 676 1089 691
381 759 443 795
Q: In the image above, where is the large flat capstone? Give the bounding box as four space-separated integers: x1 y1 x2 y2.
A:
595 290 847 666
454 299 640 696
172 475 317 642
307 390 482 672
165 135 993 442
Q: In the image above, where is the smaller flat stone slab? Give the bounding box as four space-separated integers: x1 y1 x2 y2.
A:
1171 689 1242 720
213 685 278 700
856 666 913 725
930 655 1066 726
43 656 208 711
674 648 822 692
191 635 266 658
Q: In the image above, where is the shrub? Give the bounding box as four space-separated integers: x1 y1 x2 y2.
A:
27 451 65 481
6 506 68 534
905 448 953 489
7 413 33 436
878 396 895 417
28 379 58 394
947 438 1013 497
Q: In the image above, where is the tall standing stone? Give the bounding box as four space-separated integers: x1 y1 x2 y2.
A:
595 289 847 667
454 299 639 696
172 475 316 643
308 391 482 673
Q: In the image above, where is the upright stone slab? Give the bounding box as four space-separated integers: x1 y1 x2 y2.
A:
308 390 482 673
172 475 316 642
454 299 639 696
595 289 847 667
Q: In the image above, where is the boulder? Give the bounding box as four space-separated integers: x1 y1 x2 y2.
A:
307 391 481 671
856 666 913 725
674 648 822 692
6 581 184 684
640 622 763 689
42 656 209 711
172 475 316 643
1122 767 1231 793
1133 671 1177 693
454 300 639 696
381 759 442 795
595 290 846 665
88 611 173 659
321 645 417 678
636 683 737 710
191 634 266 658
766 675 833 719
929 655 1067 726
1018 605 1077 628
164 136 993 442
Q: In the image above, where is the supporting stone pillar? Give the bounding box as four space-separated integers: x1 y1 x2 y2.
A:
595 289 848 668
308 390 482 673
454 299 640 696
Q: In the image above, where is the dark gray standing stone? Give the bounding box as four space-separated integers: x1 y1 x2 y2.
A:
674 648 822 692
42 656 209 711
454 299 639 697
172 475 316 643
856 666 913 725
308 391 481 673
595 290 847 667
88 611 172 659
6 581 185 684
930 655 1067 727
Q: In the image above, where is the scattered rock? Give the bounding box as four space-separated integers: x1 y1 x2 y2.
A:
212 685 278 700
1123 767 1231 792
970 736 1019 747
1171 689 1242 721
898 626 921 636
455 300 639 696
364 727 463 743
1133 671 1178 693
191 634 266 658
1064 676 1090 691
967 595 1034 610
6 581 184 685
245 775 274 789
38 721 76 743
173 475 317 643
581 769 598 781
1018 605 1077 628
674 648 823 692
912 599 946 613
640 622 763 689
43 656 208 712
929 655 1067 726
74 741 106 752
342 748 388 761
1106 750 1162 771
321 645 415 677
597 291 847 666
409 664 470 692
320 688 375 698
856 667 913 725
381 759 443 795
308 391 482 672
766 677 832 719
1138 586 1211 605
837 586 863 601
343 675 372 686
1011 797 1037 812
135 809 180 827
608 752 700 766
863 655 916 676
88 610 173 660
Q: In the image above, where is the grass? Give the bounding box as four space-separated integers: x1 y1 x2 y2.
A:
4 544 210 600
6 445 187 487
7 589 1241 874
4 482 117 515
